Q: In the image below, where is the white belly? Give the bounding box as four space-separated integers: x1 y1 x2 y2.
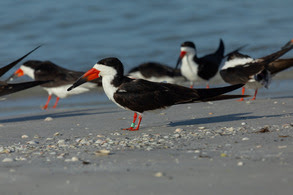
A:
43 82 96 98
181 57 199 82
244 78 263 90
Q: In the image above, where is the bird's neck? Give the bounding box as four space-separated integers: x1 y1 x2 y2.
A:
111 75 125 87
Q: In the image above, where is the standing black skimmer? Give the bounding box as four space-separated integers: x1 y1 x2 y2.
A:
127 62 186 84
0 46 49 97
10 60 102 109
68 57 247 131
175 39 225 88
220 39 293 101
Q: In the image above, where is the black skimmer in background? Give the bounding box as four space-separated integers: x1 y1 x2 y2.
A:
220 39 293 101
127 62 186 84
0 46 49 97
175 39 225 88
9 60 102 109
68 57 247 131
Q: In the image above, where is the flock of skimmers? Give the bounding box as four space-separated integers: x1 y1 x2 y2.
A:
1 39 293 130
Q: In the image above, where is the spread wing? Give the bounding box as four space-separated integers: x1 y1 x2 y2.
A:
267 58 293 75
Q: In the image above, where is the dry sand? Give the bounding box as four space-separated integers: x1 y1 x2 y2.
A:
0 97 292 195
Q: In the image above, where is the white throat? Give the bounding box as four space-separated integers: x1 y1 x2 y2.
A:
20 65 35 79
102 75 117 101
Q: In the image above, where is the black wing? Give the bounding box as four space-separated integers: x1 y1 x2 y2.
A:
114 78 243 113
267 58 293 75
33 61 85 87
128 62 182 78
220 60 265 84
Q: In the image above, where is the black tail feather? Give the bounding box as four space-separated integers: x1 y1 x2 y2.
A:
194 84 244 101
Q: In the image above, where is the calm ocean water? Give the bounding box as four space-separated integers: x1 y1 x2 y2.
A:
0 0 292 117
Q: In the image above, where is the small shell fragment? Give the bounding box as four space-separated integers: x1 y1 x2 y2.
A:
154 172 164 177
95 149 111 156
44 117 53 121
2 158 13 162
174 128 183 133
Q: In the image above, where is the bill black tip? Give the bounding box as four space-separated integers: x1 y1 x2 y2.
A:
67 86 74 91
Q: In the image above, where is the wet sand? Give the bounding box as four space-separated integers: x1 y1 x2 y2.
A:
0 95 292 195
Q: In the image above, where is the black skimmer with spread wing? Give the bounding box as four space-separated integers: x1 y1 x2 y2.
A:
9 60 102 109
220 39 293 101
175 39 225 88
0 46 49 97
68 57 247 131
127 62 186 84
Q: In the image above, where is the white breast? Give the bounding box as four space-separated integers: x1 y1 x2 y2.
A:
244 78 263 90
181 55 199 82
20 65 35 79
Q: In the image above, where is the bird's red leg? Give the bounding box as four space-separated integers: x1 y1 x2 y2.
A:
237 87 245 101
251 89 258 100
132 115 142 131
52 97 60 108
42 95 52 110
123 112 137 130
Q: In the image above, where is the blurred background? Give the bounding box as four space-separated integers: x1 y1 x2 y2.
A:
0 0 292 117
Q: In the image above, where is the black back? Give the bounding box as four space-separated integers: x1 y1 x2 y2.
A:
24 60 101 87
128 62 182 78
113 77 242 113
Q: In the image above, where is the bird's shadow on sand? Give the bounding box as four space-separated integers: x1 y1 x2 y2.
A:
0 108 120 123
168 112 290 127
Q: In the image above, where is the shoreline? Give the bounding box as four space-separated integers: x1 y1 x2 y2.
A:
0 97 292 194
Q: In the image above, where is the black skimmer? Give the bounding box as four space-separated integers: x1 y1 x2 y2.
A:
175 39 225 88
68 57 247 131
127 62 186 84
220 39 293 101
0 46 49 97
10 60 102 109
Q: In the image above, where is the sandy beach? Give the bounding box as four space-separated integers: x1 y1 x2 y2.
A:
0 95 292 195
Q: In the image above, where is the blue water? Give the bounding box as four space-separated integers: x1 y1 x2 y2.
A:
0 0 293 117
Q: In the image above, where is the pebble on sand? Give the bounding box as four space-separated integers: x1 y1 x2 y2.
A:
27 140 39 145
21 135 29 139
237 161 244 166
154 172 165 177
242 137 250 141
